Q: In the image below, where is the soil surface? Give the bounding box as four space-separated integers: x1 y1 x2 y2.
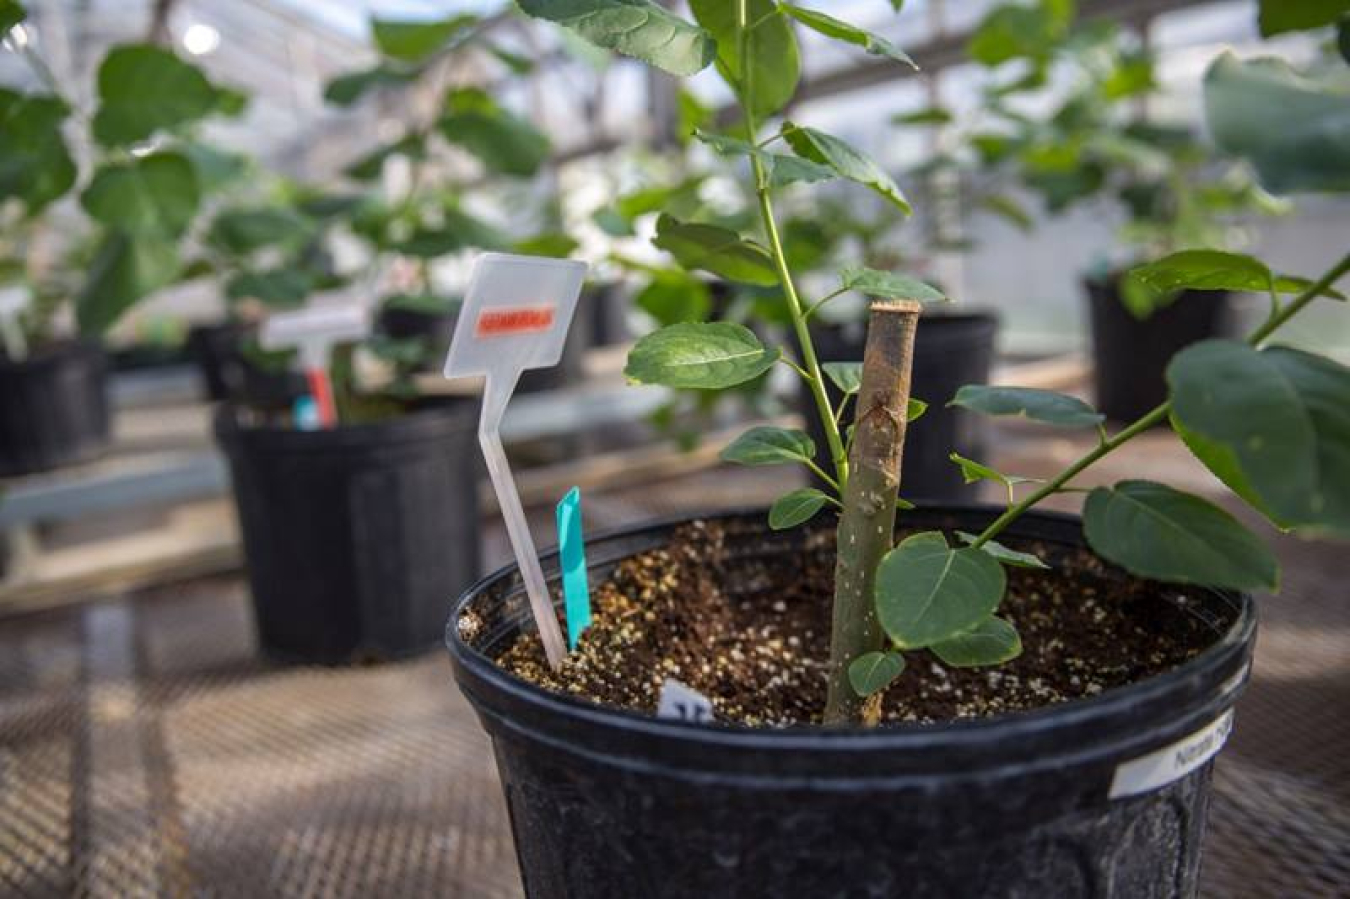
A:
474 519 1228 727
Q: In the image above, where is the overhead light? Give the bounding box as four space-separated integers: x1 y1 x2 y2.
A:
182 22 220 56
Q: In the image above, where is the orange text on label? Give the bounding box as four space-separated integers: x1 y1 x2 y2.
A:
475 305 556 338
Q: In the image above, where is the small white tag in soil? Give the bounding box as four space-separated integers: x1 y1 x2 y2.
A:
1108 709 1234 800
657 679 714 724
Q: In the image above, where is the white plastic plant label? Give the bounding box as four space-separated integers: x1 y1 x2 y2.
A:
444 253 589 670
261 303 370 369
1108 709 1234 800
657 679 715 724
261 304 369 428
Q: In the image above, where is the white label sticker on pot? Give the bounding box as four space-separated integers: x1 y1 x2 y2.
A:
657 679 714 724
1108 709 1234 800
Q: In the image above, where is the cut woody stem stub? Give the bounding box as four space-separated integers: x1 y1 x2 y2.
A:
825 299 922 725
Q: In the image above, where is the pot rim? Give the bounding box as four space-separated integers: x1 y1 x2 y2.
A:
447 505 1254 753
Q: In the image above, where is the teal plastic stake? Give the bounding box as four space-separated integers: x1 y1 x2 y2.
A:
556 486 591 650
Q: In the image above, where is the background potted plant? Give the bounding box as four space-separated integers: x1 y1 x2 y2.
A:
0 2 243 475
444 1 1349 896
964 0 1290 421
216 4 574 664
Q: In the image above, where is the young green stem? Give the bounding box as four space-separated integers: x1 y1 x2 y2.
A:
735 0 849 489
824 300 922 724
972 248 1350 549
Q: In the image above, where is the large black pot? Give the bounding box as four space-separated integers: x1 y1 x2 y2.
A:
1086 276 1234 422
804 312 999 501
218 400 481 663
0 339 110 477
448 508 1253 898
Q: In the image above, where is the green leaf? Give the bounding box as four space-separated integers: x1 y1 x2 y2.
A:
181 143 248 194
1258 0 1350 36
1168 341 1350 538
847 651 905 697
372 13 476 60
1169 412 1285 530
1204 52 1350 194
930 617 1022 667
208 206 313 256
593 207 634 236
226 268 313 308
769 487 830 529
693 129 835 186
625 321 780 389
950 385 1104 428
876 531 1007 649
950 452 1040 490
92 45 222 146
823 361 862 395
781 4 915 68
1084 481 1279 591
77 232 180 336
514 232 578 258
907 399 928 422
839 265 944 302
439 88 550 177
0 1 26 32
488 43 536 74
892 106 952 125
0 90 75 213
955 532 1050 569
652 215 777 286
324 64 421 107
81 152 200 238
967 1 1071 67
978 193 1034 231
690 0 799 118
518 0 715 77
344 133 426 181
634 272 710 325
720 426 815 466
1130 250 1345 299
783 124 912 213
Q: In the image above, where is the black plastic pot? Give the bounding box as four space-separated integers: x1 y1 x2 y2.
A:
1086 276 1234 422
218 400 481 663
583 283 630 347
0 339 110 477
188 321 250 402
804 312 999 501
448 508 1253 898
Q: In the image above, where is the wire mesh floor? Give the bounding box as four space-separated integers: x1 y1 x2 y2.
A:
0 459 1346 898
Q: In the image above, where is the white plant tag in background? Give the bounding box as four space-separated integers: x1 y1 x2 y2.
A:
444 253 589 670
261 304 369 428
261 304 370 370
657 679 715 724
1108 709 1234 800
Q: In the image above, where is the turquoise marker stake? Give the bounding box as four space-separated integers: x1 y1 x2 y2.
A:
556 487 591 650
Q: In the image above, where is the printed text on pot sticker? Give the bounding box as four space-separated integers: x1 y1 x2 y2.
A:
1108 709 1233 799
